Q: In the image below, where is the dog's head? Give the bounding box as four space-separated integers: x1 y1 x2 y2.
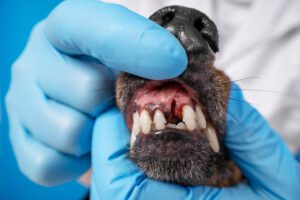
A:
116 6 239 186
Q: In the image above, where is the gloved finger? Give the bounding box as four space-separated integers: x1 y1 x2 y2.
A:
8 62 93 156
225 83 300 199
91 107 203 200
45 0 187 80
91 107 145 199
5 98 90 186
20 22 115 116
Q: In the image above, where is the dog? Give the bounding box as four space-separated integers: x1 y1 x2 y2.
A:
116 6 242 186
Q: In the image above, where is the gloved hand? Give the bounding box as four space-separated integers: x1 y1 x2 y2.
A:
5 0 187 186
91 83 300 200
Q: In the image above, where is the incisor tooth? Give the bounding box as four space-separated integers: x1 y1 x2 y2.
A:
166 123 176 129
205 126 220 152
196 105 207 129
140 110 152 134
153 110 166 130
132 112 140 135
176 122 186 130
182 105 196 130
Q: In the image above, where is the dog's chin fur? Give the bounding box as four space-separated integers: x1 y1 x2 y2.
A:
130 130 225 186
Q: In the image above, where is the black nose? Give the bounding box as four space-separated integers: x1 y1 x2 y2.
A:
150 6 219 54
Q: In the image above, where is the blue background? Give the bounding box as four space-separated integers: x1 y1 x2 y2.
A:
1 1 300 200
0 1 88 199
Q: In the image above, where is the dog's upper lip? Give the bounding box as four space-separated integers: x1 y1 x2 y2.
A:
133 78 197 95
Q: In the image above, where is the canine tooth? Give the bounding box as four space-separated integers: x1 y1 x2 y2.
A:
153 110 167 130
196 105 207 129
130 132 136 150
166 123 176 129
182 105 196 130
140 110 152 134
205 126 220 153
176 122 186 130
132 112 140 135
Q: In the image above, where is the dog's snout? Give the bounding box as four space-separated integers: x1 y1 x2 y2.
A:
150 6 219 54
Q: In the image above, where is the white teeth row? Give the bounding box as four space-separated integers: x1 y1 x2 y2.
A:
132 106 206 135
133 105 207 135
131 106 219 152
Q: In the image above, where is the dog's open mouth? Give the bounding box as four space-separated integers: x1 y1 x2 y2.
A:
125 79 220 154
124 79 224 185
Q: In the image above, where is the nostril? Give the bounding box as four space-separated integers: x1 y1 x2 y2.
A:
194 18 219 53
160 10 175 26
150 6 176 27
194 18 205 32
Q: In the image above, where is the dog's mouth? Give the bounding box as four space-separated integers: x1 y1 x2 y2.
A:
125 79 220 154
123 79 225 185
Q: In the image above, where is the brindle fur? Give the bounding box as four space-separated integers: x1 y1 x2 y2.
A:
115 6 242 186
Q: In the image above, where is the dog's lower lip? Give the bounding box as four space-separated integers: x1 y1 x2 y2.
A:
151 129 198 141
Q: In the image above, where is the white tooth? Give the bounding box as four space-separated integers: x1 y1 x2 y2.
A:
196 105 207 129
153 110 167 130
205 126 220 153
132 112 140 136
140 110 152 134
166 123 177 129
176 122 186 130
182 105 196 130
130 132 136 150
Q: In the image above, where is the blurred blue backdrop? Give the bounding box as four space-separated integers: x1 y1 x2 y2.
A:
0 1 88 199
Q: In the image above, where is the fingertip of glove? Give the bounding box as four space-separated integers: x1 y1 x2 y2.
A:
135 28 188 80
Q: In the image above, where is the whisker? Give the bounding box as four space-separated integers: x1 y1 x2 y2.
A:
229 88 299 98
225 110 249 134
227 97 268 113
216 76 261 84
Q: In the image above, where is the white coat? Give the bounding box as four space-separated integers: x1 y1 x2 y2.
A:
104 0 300 152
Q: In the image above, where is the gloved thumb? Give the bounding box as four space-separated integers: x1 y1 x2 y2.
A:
91 107 144 200
45 0 187 80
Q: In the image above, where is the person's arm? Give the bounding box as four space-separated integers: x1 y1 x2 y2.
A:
91 83 300 200
5 0 187 186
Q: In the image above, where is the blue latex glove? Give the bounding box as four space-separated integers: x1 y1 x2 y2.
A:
91 83 300 200
5 0 187 186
